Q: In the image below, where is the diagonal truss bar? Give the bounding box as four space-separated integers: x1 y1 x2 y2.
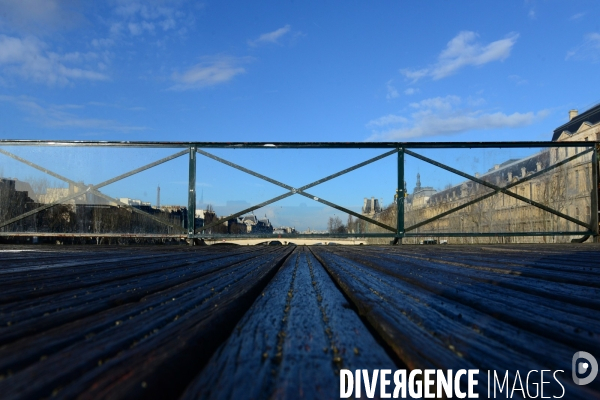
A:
198 192 294 232
0 190 90 229
88 190 184 232
0 149 187 230
297 191 396 232
93 150 188 189
0 148 186 231
406 147 594 232
0 149 81 187
296 149 399 191
404 148 593 231
195 148 398 233
196 148 294 191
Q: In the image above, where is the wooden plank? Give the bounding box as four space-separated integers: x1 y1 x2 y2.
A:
181 246 398 399
0 248 282 346
0 247 292 399
312 246 600 399
0 247 262 303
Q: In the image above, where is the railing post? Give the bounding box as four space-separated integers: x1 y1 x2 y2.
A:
394 146 405 244
188 145 197 245
592 144 599 241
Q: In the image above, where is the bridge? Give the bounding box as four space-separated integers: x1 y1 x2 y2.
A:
0 141 598 399
0 243 598 399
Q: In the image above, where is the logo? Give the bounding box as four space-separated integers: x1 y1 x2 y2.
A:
572 351 598 386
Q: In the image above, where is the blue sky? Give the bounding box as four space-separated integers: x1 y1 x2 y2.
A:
0 0 599 229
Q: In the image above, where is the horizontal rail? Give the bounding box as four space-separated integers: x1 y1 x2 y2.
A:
0 233 186 238
0 140 597 148
0 231 592 239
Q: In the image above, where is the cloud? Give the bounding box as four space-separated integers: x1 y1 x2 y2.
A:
248 25 291 46
128 21 155 35
0 35 109 85
566 32 600 62
386 80 399 99
366 95 546 141
108 0 192 41
400 31 519 81
508 74 528 85
404 88 419 95
366 114 408 128
170 56 251 90
0 0 84 34
0 95 146 132
409 95 461 111
569 12 585 21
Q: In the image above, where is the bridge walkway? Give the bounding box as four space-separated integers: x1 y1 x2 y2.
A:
0 244 598 399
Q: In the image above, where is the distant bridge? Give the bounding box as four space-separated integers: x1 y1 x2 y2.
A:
204 237 367 246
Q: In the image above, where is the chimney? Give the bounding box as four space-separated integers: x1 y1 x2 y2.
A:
494 164 500 170
507 172 513 181
521 167 526 178
536 162 542 171
569 109 578 121
475 172 480 178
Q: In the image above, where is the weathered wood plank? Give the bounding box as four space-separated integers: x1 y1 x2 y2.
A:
311 246 600 399
181 246 398 400
0 247 292 400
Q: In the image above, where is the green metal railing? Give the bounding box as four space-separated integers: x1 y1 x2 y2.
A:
0 140 598 243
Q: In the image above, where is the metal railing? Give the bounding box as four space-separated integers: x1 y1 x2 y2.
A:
0 140 598 244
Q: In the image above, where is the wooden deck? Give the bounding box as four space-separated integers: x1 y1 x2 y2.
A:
0 244 598 399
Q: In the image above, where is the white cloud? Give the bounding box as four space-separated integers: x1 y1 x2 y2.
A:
528 9 536 19
0 0 84 34
409 95 461 111
386 80 399 99
366 95 546 141
0 35 109 85
128 21 155 35
170 56 250 90
0 95 146 132
248 25 291 47
508 74 528 85
366 114 408 128
400 31 519 81
569 12 586 21
109 1 191 40
404 88 419 95
566 32 600 62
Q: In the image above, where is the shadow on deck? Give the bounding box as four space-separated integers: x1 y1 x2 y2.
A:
0 244 599 399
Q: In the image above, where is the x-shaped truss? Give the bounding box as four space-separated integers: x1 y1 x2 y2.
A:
0 148 188 233
403 147 594 233
1 144 595 238
194 148 399 235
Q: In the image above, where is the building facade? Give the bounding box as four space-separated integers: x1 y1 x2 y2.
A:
366 106 600 244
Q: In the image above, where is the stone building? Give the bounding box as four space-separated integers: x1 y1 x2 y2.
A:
362 197 382 216
367 105 600 244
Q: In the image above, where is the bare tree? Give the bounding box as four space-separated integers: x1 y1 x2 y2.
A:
327 216 346 233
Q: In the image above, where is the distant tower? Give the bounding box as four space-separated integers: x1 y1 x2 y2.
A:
157 185 160 209
416 173 421 189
